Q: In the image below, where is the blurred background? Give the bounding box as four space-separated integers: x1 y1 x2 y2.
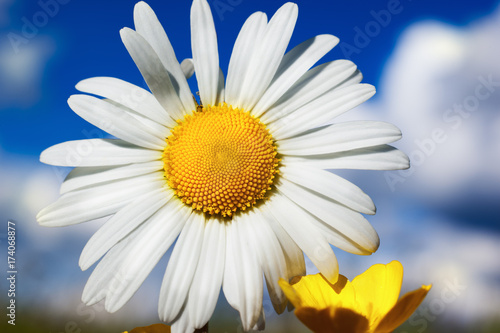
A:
1 0 499 332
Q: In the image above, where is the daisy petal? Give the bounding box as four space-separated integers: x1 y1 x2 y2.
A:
238 2 298 111
81 231 131 306
82 201 187 307
37 172 165 227
191 0 219 106
282 145 410 170
281 164 375 214
170 308 192 333
252 308 266 331
260 60 357 124
271 84 376 140
252 34 339 118
120 27 185 119
249 209 288 314
278 121 402 155
103 99 170 137
267 193 339 283
223 217 263 331
338 69 363 88
259 203 306 281
159 212 205 323
68 95 166 149
40 139 162 167
75 77 175 127
134 1 196 113
180 58 195 79
104 206 189 312
79 188 172 271
225 12 268 106
61 161 164 194
276 178 379 254
188 217 226 329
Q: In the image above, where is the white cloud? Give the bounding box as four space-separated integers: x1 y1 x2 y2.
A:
0 152 105 250
339 7 500 206
390 216 500 322
386 16 500 202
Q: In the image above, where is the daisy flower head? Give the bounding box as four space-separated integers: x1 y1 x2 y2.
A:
37 1 409 332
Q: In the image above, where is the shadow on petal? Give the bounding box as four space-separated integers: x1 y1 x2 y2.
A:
374 285 432 333
295 307 369 333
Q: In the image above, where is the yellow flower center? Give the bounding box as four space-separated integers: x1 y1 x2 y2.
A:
163 104 279 217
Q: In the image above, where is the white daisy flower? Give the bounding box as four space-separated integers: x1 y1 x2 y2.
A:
37 1 409 332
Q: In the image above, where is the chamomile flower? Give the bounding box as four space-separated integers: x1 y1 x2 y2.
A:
37 1 409 332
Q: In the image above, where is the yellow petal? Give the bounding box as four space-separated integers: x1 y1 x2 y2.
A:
351 260 403 322
295 306 369 333
334 277 357 310
279 274 352 309
129 323 171 333
279 277 304 308
374 284 432 333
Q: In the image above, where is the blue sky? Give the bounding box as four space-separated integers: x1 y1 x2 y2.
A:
1 0 500 331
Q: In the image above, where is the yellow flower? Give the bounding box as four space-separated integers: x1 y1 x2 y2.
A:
279 261 431 333
123 323 171 333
